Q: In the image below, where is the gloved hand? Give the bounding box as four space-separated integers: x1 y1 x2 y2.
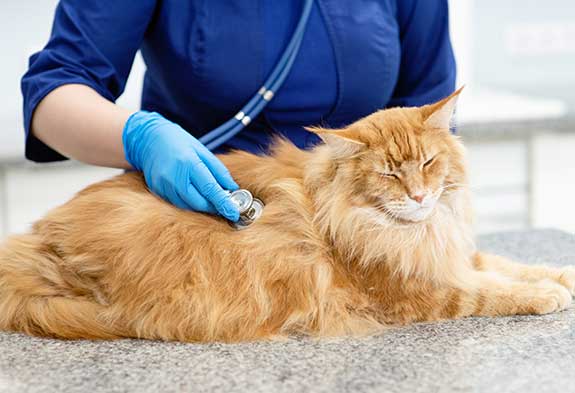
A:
122 111 240 221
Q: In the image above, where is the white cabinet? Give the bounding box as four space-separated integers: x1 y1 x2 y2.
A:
466 141 527 189
532 133 575 232
465 141 529 233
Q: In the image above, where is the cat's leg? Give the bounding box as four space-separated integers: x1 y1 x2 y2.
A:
473 252 575 295
441 270 572 319
0 234 120 339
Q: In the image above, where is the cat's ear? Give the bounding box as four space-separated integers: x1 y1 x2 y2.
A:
421 86 464 130
306 126 366 156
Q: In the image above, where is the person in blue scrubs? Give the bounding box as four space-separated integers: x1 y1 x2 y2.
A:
21 0 456 221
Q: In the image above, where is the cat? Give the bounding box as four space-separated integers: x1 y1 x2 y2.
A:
1 88 574 343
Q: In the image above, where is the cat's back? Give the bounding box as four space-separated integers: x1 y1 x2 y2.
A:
34 143 311 251
36 170 233 242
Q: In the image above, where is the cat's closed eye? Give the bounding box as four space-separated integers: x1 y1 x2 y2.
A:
421 156 435 170
380 172 399 180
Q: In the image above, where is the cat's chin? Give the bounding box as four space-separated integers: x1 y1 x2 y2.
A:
392 206 435 223
358 206 435 227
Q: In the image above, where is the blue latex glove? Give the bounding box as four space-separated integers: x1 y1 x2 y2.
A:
122 111 240 221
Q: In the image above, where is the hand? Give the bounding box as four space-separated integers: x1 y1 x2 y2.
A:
122 111 240 221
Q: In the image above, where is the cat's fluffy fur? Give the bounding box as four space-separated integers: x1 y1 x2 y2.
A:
1 89 574 342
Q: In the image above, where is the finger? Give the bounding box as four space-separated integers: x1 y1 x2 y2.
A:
163 187 196 210
195 144 239 191
177 183 218 215
145 175 189 210
156 178 217 215
187 158 240 221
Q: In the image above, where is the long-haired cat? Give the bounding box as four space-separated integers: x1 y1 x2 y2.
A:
1 89 574 342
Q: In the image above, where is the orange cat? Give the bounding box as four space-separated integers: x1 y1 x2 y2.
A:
1 88 574 342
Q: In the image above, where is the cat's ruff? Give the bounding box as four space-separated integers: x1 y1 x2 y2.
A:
1 88 574 342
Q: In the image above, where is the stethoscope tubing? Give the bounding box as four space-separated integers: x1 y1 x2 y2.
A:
199 0 314 150
203 11 309 151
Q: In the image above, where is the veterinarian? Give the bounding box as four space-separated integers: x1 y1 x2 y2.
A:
21 0 455 222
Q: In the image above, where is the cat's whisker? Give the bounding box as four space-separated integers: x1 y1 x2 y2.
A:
384 202 405 207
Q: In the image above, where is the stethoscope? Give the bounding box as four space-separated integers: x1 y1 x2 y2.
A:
199 0 314 228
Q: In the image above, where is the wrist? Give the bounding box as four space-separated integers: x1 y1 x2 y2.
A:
122 110 164 171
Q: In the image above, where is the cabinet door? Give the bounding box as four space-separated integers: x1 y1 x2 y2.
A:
465 141 529 233
4 165 122 235
532 133 575 233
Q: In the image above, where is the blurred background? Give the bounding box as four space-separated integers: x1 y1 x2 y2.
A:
0 0 574 237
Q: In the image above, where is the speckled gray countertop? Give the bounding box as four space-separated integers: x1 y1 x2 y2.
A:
1 229 574 393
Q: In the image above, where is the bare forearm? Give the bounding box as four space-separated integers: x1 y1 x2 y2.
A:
31 84 133 168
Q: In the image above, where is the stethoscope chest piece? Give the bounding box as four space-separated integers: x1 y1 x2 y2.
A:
229 189 264 230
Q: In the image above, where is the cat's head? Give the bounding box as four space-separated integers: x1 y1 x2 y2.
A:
307 88 467 224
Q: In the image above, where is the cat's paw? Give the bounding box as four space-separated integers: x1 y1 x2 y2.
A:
527 279 572 315
556 266 575 296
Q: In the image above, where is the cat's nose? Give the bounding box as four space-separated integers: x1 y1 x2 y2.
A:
409 193 425 204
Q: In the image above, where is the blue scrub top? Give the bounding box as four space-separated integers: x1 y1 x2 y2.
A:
21 0 456 162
